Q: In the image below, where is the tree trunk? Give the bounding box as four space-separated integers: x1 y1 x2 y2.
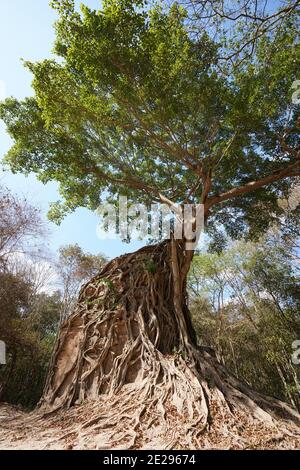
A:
0 349 16 402
38 240 300 449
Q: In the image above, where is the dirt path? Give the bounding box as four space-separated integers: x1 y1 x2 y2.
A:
0 404 66 450
0 401 173 450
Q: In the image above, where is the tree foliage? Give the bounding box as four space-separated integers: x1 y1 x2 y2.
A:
0 187 106 408
0 0 299 244
0 186 44 265
189 233 300 409
57 243 107 319
182 0 300 66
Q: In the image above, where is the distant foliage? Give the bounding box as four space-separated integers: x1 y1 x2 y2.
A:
189 234 300 410
0 188 106 408
0 187 60 407
57 244 107 320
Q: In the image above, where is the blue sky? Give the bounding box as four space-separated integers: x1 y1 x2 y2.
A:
0 0 143 259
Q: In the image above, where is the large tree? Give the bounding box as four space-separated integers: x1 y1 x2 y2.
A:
1 0 300 449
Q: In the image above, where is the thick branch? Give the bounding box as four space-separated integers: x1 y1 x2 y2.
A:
205 161 300 210
200 169 212 204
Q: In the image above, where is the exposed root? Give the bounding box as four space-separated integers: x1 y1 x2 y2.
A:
1 241 299 450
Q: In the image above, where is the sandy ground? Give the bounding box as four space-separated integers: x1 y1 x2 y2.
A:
0 402 167 450
1 402 299 450
0 404 67 450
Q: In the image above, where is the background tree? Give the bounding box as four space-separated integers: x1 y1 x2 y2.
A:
189 234 300 411
0 286 61 409
0 186 44 268
182 0 300 66
1 0 300 449
57 244 107 321
0 186 61 408
0 186 107 408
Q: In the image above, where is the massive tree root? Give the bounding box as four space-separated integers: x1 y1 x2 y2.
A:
23 241 299 449
35 240 300 449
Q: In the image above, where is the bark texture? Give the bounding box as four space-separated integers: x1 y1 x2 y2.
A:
28 241 300 448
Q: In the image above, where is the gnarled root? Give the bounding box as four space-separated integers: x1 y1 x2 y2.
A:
30 241 300 449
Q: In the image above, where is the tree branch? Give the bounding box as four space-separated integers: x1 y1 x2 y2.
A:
205 161 300 210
